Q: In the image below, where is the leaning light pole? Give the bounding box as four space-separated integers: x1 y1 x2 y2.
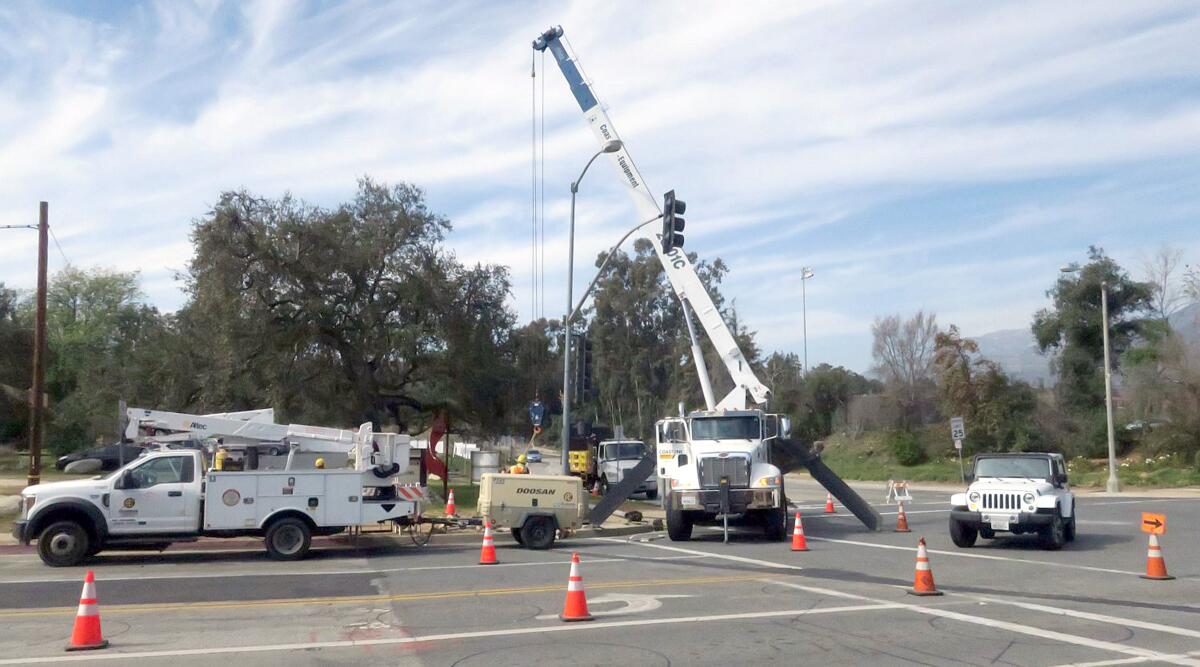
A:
561 139 623 475
1061 264 1120 493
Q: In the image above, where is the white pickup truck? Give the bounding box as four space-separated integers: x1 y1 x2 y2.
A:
13 426 424 566
595 440 658 500
949 452 1076 550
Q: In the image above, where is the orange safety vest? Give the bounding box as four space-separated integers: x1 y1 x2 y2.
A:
510 464 529 474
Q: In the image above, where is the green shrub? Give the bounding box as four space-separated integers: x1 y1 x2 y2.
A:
889 431 926 466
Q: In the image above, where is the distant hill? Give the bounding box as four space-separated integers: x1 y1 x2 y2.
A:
973 328 1053 387
971 302 1200 388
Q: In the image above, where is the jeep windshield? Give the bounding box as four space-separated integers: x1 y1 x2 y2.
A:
603 442 646 460
689 416 760 441
974 457 1051 479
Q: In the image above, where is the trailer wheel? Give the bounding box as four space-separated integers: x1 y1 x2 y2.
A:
520 516 556 549
37 521 90 567
265 517 312 560
510 528 525 545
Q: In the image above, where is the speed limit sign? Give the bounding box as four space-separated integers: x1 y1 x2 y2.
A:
950 416 966 441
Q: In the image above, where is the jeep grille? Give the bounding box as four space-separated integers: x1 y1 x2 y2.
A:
981 492 1023 511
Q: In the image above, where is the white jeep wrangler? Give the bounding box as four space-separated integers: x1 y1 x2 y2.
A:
949 453 1075 550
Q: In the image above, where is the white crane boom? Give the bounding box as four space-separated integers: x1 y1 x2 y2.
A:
534 26 770 410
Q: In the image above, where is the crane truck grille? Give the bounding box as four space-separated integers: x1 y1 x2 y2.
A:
699 456 751 489
981 492 1023 511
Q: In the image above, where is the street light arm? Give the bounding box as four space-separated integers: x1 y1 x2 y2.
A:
565 212 663 326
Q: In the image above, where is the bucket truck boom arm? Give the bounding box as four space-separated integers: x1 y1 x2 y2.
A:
534 26 770 411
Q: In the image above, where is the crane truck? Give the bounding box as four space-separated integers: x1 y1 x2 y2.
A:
14 413 424 566
534 26 882 538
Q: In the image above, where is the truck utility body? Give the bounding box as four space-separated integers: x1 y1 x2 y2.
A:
15 422 424 566
949 453 1076 550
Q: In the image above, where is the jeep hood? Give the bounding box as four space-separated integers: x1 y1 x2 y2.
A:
974 478 1055 493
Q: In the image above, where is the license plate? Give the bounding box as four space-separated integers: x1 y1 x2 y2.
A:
990 519 1009 531
681 496 698 507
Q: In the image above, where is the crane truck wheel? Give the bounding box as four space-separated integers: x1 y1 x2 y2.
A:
665 492 693 541
37 520 91 567
761 505 787 542
265 517 312 560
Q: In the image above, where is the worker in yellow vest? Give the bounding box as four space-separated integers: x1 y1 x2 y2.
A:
509 453 530 474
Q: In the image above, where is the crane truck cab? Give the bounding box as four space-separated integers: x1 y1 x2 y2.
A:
656 410 790 542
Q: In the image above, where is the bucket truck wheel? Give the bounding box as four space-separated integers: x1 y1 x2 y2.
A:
665 493 693 542
37 521 90 567
265 517 312 560
761 505 787 542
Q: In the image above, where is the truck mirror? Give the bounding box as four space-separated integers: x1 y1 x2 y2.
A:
780 417 791 438
118 470 135 490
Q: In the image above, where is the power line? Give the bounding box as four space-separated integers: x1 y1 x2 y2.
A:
47 225 71 266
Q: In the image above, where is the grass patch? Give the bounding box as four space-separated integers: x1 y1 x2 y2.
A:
424 477 481 516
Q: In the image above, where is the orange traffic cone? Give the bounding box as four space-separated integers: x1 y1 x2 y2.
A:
445 488 457 517
1141 534 1175 580
65 571 108 651
559 552 594 622
908 537 943 596
479 520 498 565
824 492 836 514
895 503 911 533
791 512 810 551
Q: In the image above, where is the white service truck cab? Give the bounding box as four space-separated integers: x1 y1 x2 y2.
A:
14 424 424 566
595 440 658 500
950 453 1076 550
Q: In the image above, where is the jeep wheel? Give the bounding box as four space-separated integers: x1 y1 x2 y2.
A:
1040 511 1066 550
520 516 556 550
979 526 995 539
1064 509 1077 542
265 517 312 560
37 520 91 567
665 493 693 541
949 518 977 548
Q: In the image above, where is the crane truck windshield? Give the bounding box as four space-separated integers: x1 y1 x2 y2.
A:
689 416 760 441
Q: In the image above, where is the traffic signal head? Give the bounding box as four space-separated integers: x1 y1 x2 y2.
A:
661 190 686 253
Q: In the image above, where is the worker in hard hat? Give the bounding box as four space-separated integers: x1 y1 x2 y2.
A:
509 453 530 474
315 458 325 469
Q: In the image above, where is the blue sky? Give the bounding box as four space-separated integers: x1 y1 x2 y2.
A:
1 1 1198 374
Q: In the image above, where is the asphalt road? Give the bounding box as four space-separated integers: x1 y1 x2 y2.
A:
2 487 1199 666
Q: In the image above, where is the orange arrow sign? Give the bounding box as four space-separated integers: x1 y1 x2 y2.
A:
1141 512 1166 535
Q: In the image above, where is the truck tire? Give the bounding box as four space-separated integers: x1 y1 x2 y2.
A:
665 493 693 542
598 477 609 498
761 505 787 542
520 516 556 550
645 489 658 501
949 517 977 548
265 517 312 560
1040 510 1066 550
37 520 91 567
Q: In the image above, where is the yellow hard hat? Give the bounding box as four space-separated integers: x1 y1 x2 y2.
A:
315 458 325 469
517 454 527 463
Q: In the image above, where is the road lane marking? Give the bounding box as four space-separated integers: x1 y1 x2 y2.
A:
1054 651 1200 667
805 536 1144 576
0 554 711 586
764 579 1200 667
968 596 1200 638
1085 498 1198 506
595 537 803 571
0 602 902 664
0 574 761 618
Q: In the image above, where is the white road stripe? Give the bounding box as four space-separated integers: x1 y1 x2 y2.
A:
594 537 802 570
805 536 1144 576
764 580 1200 667
1086 498 1199 506
1054 652 1200 667
0 602 900 664
968 596 1200 637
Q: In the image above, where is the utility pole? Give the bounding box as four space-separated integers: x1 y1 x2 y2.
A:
1100 281 1120 494
28 202 49 486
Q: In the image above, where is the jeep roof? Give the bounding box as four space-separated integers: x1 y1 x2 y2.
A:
972 452 1063 461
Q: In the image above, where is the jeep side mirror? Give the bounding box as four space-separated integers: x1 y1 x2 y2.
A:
964 474 974 484
1054 472 1068 485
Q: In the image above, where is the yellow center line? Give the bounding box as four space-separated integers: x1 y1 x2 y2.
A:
0 574 760 618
